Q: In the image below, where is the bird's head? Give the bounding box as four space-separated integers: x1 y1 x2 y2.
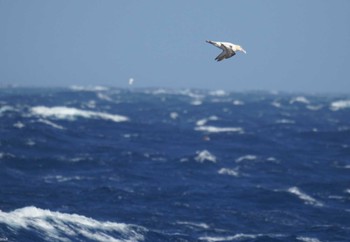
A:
237 45 247 54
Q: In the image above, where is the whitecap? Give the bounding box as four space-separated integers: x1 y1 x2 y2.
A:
235 155 257 163
297 236 321 242
0 105 16 115
44 175 86 183
86 100 97 109
31 106 129 123
38 118 65 130
0 206 145 242
290 96 310 104
177 221 210 229
25 139 36 146
199 233 261 241
306 105 323 111
97 92 114 102
288 187 323 207
275 119 295 124
195 150 217 163
218 168 239 177
170 112 179 120
195 126 244 134
209 90 227 96
196 116 219 126
330 100 350 111
13 121 25 129
271 101 282 108
70 85 109 92
232 100 244 106
191 99 203 106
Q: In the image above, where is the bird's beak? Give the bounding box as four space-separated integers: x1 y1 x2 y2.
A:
242 49 247 54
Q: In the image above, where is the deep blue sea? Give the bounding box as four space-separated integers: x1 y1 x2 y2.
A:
0 87 350 242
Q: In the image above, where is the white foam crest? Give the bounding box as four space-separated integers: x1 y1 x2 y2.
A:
232 100 244 106
0 206 145 242
209 90 227 97
199 233 261 241
235 155 257 163
195 126 244 134
38 118 65 130
13 121 25 129
271 101 282 108
191 99 203 106
218 168 239 177
290 96 310 104
306 105 323 111
177 221 210 229
288 187 323 207
170 112 179 120
330 100 350 111
44 175 86 183
275 119 295 124
97 92 114 102
195 150 217 163
196 116 219 126
70 85 109 92
31 106 129 123
297 236 321 242
0 105 16 115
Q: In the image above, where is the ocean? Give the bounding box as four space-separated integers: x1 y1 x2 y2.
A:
0 87 349 242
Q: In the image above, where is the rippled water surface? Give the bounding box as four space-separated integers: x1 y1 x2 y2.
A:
0 87 349 241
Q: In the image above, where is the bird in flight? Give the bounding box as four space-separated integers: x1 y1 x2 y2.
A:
206 40 246 61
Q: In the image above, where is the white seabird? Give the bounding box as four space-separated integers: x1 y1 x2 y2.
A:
206 40 246 61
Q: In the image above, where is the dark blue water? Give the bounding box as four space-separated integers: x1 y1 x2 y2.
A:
0 87 349 242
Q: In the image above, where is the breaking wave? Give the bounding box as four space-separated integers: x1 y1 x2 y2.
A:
0 206 146 242
31 106 129 123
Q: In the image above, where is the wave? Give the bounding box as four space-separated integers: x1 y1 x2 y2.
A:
196 116 219 126
70 85 109 92
232 100 244 106
199 233 276 241
13 121 25 129
195 150 217 163
0 105 17 116
330 100 350 111
37 118 65 130
275 119 295 124
0 206 146 242
31 106 129 123
287 187 323 207
176 221 210 229
209 90 227 97
195 126 244 134
235 155 257 163
290 96 310 104
218 168 239 177
297 236 321 242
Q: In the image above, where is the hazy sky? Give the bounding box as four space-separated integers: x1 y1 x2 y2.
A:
1 1 350 93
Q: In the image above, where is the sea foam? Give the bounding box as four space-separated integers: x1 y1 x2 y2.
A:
31 106 129 123
0 206 145 242
195 126 244 134
288 187 323 207
195 150 217 163
330 100 350 111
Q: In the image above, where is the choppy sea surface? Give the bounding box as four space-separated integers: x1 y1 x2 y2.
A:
0 86 350 242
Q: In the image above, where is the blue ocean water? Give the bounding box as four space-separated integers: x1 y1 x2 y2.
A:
0 87 350 242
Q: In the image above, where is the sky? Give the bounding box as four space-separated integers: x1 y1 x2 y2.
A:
0 0 350 93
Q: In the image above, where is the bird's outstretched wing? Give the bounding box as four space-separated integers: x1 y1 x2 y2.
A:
215 44 236 61
206 40 223 49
